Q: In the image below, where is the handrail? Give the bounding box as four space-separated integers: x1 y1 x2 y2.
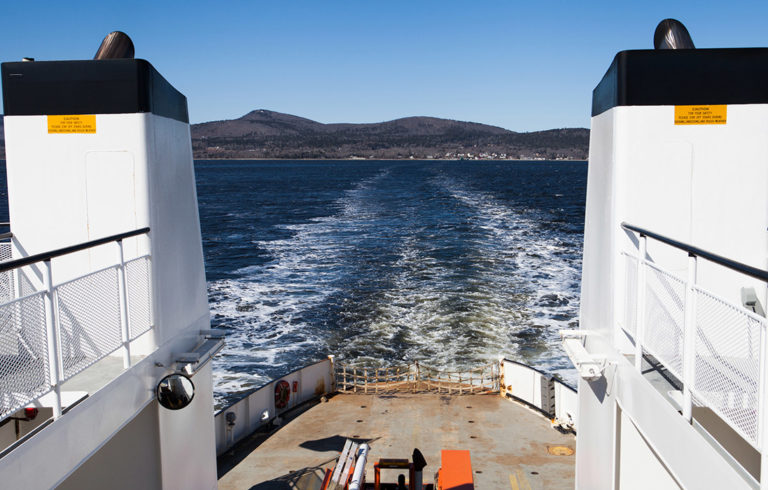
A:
622 222 768 283
0 227 150 274
0 232 13 240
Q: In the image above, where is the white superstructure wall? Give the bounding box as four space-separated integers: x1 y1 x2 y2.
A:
577 46 768 489
0 58 217 490
578 104 767 489
3 110 211 352
144 112 211 348
613 104 768 314
4 113 150 286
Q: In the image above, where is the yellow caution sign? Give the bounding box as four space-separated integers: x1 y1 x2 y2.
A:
674 105 727 125
47 115 97 134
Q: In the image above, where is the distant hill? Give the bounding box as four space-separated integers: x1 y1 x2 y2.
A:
192 110 589 160
0 111 590 160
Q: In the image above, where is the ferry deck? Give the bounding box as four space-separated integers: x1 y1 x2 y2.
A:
217 392 575 489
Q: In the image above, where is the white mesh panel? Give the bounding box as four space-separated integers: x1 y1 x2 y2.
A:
0 271 15 305
0 243 15 304
19 270 38 297
0 292 48 419
126 256 152 339
57 267 122 380
643 263 685 379
694 287 762 447
0 242 12 263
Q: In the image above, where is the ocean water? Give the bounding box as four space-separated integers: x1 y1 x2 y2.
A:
0 159 585 408
195 160 587 408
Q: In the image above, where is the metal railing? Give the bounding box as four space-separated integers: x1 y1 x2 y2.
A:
335 361 500 394
0 228 152 423
622 223 768 282
621 222 768 461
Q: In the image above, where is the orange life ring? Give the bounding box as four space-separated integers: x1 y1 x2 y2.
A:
275 380 290 409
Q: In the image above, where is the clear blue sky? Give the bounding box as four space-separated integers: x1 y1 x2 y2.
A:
2 2 767 131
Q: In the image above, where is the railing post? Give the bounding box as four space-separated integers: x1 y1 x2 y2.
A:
634 234 648 371
682 254 698 423
116 239 131 368
43 259 62 419
758 323 768 490
328 355 336 392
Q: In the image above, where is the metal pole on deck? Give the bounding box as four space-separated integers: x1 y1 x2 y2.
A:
635 235 648 371
116 239 131 368
328 355 335 392
758 324 768 490
43 260 62 419
682 254 697 422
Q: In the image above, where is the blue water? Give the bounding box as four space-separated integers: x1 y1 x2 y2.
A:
195 160 586 407
0 159 586 407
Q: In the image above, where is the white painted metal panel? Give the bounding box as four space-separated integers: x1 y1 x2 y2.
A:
85 151 138 269
577 104 620 487
214 359 333 455
145 114 210 348
616 104 768 315
0 348 162 489
3 114 150 286
579 101 768 489
502 360 549 412
57 402 162 490
0 107 217 489
554 380 578 431
158 362 218 490
615 362 751 488
618 407 681 489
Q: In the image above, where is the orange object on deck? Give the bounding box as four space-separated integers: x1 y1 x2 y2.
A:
320 468 332 489
437 450 474 490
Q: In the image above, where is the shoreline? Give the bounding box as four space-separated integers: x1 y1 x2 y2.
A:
191 157 588 162
0 158 587 163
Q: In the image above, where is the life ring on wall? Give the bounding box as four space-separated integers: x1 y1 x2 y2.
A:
275 380 290 409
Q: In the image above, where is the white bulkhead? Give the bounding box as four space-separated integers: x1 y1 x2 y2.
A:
0 59 218 489
578 48 768 489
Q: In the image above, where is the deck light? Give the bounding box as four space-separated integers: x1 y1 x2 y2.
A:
23 408 38 421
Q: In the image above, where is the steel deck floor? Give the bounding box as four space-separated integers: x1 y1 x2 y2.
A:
218 393 575 489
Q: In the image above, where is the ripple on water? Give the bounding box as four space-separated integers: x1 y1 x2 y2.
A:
198 161 586 408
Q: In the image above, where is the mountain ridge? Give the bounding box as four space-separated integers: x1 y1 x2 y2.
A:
191 110 588 160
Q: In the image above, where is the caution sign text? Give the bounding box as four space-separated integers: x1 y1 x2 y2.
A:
674 105 727 125
47 115 97 134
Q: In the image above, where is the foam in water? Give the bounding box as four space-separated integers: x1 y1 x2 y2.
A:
206 162 583 407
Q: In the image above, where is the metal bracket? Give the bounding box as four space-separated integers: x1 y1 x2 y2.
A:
560 330 607 381
200 328 227 340
175 352 201 364
173 333 226 375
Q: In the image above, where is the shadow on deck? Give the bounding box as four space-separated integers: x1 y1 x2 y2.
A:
218 393 575 489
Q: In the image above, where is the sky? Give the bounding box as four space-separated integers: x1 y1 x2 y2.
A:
2 2 768 131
